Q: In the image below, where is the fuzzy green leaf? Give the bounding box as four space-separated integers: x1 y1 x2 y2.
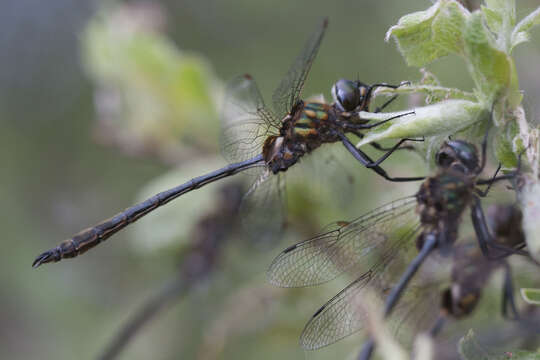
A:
356 100 485 147
493 119 521 168
484 0 516 27
374 83 476 103
521 288 540 305
511 6 540 50
463 12 518 103
385 0 469 67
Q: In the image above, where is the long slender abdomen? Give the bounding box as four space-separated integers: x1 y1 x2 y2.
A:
32 155 264 267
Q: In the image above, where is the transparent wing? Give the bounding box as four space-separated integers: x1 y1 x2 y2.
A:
271 18 328 116
239 170 286 245
267 197 418 287
221 74 280 163
299 224 423 350
300 273 373 350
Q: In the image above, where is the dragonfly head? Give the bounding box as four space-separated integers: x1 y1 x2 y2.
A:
332 79 369 112
436 140 479 175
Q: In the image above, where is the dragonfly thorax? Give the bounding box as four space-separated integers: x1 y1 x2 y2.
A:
415 172 474 250
262 101 337 174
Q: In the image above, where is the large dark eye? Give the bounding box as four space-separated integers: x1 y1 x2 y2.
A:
437 140 479 174
332 79 360 111
449 140 479 173
436 150 454 168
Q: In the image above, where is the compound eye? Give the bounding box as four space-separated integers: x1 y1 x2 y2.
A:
436 150 454 168
332 79 360 111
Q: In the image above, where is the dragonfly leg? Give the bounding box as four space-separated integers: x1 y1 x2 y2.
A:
475 164 501 197
470 197 529 259
363 82 409 112
350 130 418 152
358 234 438 360
364 138 424 169
501 261 520 320
373 95 398 113
476 146 525 187
339 132 424 182
355 111 415 130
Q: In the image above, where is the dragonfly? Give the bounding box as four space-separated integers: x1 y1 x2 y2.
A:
32 18 422 268
267 124 524 358
432 204 527 334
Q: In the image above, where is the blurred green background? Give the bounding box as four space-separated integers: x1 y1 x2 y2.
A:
3 1 540 359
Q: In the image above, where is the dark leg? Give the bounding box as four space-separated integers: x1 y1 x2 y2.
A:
359 81 410 113
373 95 398 113
501 262 520 320
470 197 529 259
339 132 424 182
477 149 524 186
357 234 438 360
348 111 415 130
365 138 425 168
478 121 490 173
350 130 416 152
475 164 501 197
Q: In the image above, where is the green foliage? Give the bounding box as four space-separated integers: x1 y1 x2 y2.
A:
372 0 540 264
384 0 468 66
459 330 540 360
379 0 540 155
521 288 540 305
357 100 486 145
83 8 222 152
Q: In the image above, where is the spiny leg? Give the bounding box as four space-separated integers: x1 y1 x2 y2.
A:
476 147 525 186
475 164 501 197
373 95 398 113
348 111 415 130
338 132 424 182
363 81 410 111
470 197 528 259
365 138 424 169
501 262 520 320
350 130 417 152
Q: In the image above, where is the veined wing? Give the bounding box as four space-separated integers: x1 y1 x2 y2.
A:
267 196 418 288
239 169 287 245
299 224 422 350
221 74 280 163
271 18 328 117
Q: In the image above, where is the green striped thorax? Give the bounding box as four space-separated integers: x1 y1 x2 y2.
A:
262 79 371 174
415 140 481 250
